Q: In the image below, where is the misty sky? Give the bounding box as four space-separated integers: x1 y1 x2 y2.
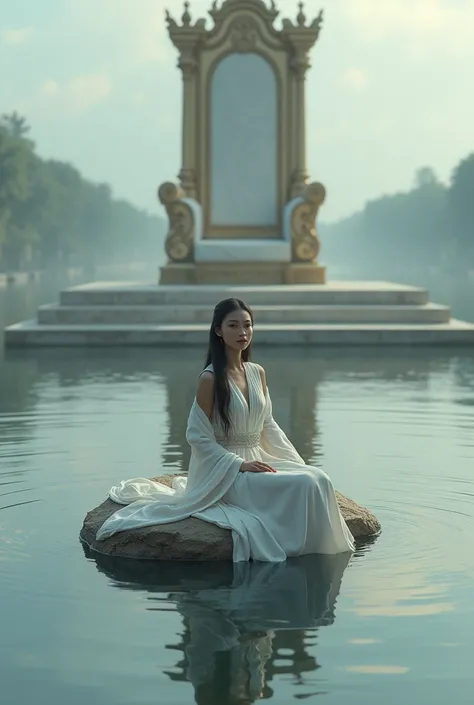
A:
1 0 473 223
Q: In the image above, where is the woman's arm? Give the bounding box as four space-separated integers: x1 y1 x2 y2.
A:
196 370 215 420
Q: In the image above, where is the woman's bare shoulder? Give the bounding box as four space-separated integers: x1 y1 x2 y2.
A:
196 370 215 418
199 369 214 381
197 370 215 396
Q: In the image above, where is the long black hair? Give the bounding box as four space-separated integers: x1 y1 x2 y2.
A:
204 298 253 435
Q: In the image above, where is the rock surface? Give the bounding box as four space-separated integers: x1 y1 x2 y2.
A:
80 474 381 560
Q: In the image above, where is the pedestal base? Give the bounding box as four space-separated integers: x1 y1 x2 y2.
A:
284 263 326 285
6 281 474 347
159 262 326 285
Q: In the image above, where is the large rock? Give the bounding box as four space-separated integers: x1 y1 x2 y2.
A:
80 475 381 560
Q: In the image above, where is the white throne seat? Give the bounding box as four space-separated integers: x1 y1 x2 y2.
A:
187 197 295 264
195 239 291 263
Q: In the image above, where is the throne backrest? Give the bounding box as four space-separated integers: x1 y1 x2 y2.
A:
207 50 279 239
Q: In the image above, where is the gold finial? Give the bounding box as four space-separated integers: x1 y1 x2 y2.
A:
182 1 191 26
297 1 306 27
310 8 324 30
165 8 178 30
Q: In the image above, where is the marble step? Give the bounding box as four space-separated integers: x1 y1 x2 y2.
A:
5 320 474 346
59 281 430 307
37 303 451 325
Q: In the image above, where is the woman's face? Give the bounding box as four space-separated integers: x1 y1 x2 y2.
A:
217 308 253 351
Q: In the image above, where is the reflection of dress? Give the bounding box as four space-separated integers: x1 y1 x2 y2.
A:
88 551 351 705
171 554 351 705
96 362 354 561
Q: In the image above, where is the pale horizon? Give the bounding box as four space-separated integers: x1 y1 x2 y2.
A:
1 0 473 223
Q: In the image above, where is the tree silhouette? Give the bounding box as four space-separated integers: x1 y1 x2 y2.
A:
0 114 165 270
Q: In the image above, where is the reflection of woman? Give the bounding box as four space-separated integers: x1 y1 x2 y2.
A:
96 299 354 561
180 598 273 704
85 550 351 705
170 555 351 705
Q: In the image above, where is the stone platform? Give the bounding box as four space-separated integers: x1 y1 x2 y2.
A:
4 280 474 346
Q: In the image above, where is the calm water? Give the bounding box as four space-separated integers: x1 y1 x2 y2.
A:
1 277 474 704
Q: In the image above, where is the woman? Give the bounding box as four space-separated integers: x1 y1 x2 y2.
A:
96 298 355 561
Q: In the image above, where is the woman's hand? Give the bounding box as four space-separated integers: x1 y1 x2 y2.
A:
240 460 277 473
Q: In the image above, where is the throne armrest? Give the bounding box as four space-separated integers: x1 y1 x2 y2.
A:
284 182 326 262
158 182 202 263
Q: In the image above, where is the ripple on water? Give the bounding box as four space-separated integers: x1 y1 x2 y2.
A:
318 372 474 629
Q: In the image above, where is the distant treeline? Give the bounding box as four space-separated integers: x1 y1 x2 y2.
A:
0 112 165 271
322 158 474 277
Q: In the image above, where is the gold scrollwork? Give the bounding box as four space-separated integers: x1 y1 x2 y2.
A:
158 182 195 263
290 182 326 262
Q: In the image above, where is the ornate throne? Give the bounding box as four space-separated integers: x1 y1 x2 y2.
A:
158 0 327 285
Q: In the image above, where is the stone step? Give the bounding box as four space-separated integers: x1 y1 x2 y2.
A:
5 320 474 346
37 302 451 325
59 281 430 307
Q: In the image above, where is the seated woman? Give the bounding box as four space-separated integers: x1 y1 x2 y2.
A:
96 298 355 561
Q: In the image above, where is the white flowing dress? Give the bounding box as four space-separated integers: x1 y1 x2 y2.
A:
96 362 355 561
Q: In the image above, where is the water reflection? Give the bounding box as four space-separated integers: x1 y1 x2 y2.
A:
6 345 473 392
84 550 351 704
2 345 473 514
4 345 473 470
0 343 473 703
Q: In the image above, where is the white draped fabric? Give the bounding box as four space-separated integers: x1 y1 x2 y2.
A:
96 362 355 561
